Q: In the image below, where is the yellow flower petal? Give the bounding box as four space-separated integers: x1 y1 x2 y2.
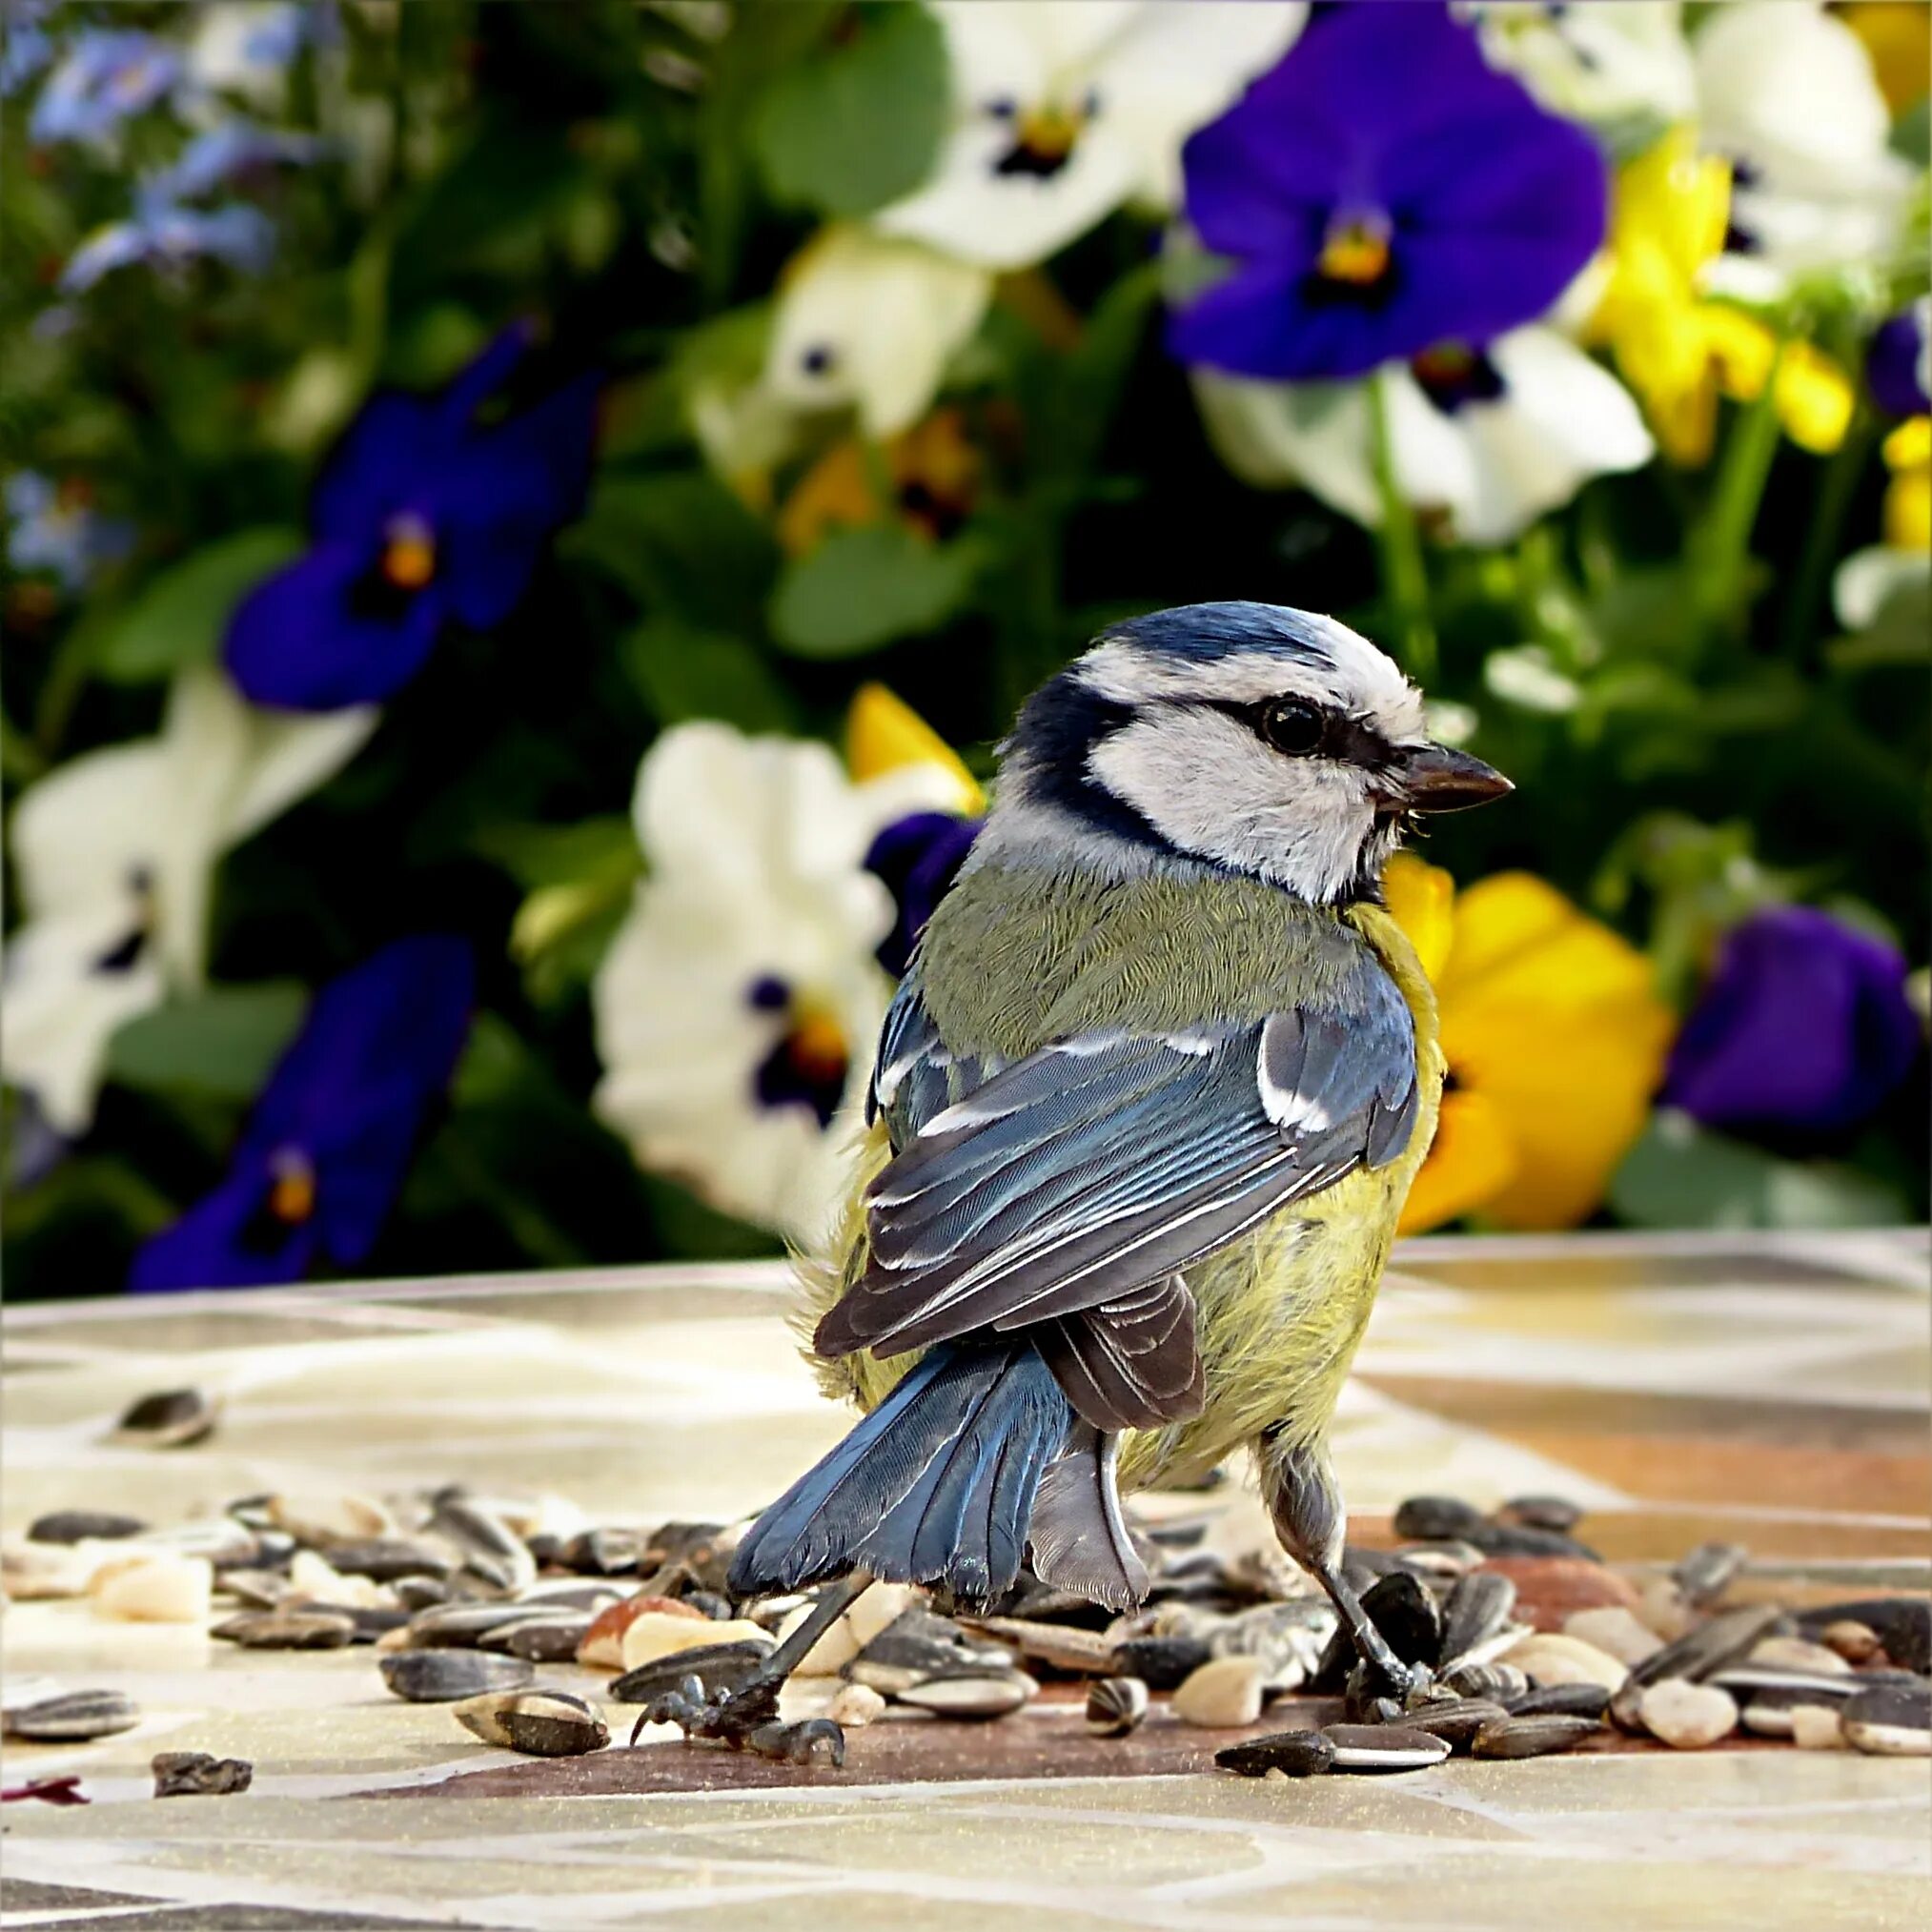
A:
1884 417 1931 472
1397 1087 1520 1236
1435 872 1674 1229
1881 418 1930 551
1840 1 1931 113
776 441 883 559
845 682 984 812
1703 308 1855 456
1382 851 1455 985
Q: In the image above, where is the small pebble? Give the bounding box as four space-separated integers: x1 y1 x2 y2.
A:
1820 1620 1882 1666
1321 1724 1451 1773
454 1689 607 1757
1791 1704 1846 1751
620 1613 770 1675
825 1682 887 1730
1798 1599 1930 1676
212 1610 356 1651
1562 1607 1661 1668
379 1650 535 1703
576 1594 707 1669
1502 1633 1627 1694
895 1673 1034 1719
1215 1729 1335 1779
111 1387 216 1449
268 1492 396 1547
2 1690 141 1742
2 1538 105 1600
1638 1679 1739 1750
1473 1714 1599 1760
779 1600 863 1678
89 1553 213 1625
288 1550 392 1610
153 1752 253 1798
1840 1681 1931 1758
1172 1655 1266 1728
28 1511 148 1546
1747 1637 1848 1677
1084 1677 1149 1739
1636 1577 1695 1641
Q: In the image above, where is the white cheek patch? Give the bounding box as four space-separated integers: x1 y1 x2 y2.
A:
1085 710 1378 903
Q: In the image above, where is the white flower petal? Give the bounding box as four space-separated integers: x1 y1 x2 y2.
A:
10 740 173 925
765 229 990 438
1473 2 1696 125
1835 546 1932 632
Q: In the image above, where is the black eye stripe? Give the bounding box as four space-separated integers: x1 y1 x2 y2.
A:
1176 696 1399 771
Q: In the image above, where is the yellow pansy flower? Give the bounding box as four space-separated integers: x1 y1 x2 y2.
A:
1883 417 1931 552
1586 129 1855 465
846 681 984 814
776 410 981 559
1386 854 1675 1232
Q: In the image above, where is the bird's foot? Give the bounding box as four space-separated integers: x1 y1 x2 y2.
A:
631 1673 846 1767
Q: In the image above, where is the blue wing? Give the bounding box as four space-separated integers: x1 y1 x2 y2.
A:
822 966 1420 1430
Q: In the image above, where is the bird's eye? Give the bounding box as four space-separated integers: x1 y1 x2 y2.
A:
1258 698 1324 757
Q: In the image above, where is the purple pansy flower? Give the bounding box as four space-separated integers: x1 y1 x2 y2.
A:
1 1 55 98
61 191 274 292
1868 298 1930 419
864 811 980 979
1662 907 1922 1144
225 327 600 710
29 29 181 146
1169 4 1607 382
131 938 474 1292
5 471 133 588
154 120 325 200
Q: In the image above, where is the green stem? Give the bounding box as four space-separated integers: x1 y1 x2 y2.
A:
1367 368 1435 682
1691 338 1785 639
1779 409 1875 662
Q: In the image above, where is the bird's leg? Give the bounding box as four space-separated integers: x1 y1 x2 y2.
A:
633 1569 873 1767
1259 1432 1418 1696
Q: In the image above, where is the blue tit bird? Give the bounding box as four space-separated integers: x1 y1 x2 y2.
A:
643 601 1510 1765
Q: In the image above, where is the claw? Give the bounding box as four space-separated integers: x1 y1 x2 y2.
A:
628 1671 831 1761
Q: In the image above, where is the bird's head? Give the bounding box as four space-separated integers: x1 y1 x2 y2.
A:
990 601 1510 905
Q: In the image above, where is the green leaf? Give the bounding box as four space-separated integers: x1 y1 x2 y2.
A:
751 3 948 216
93 530 304 682
1610 1111 1911 1230
618 619 799 730
105 984 308 1100
769 524 981 658
472 817 640 892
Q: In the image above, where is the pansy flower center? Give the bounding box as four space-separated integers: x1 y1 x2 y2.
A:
990 92 1097 181
1315 213 1393 290
1411 342 1506 415
745 974 850 1128
92 864 155 976
267 1146 317 1225
379 513 437 592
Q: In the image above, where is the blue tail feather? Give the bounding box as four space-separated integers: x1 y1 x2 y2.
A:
728 1341 1072 1608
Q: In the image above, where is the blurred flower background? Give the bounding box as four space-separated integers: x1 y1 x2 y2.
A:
3 0 1926 1300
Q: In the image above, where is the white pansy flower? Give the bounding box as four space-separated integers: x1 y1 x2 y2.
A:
874 1 1306 272
765 227 992 440
187 2 308 111
1467 3 1696 128
1693 0 1912 284
1193 329 1653 548
4 668 376 1135
592 723 961 1240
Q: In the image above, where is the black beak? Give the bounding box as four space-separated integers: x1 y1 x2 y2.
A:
1390 743 1513 814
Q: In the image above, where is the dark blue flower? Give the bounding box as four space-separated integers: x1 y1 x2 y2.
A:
130 938 474 1292
1869 299 1930 419
29 30 181 146
1169 4 1607 383
0 1 54 98
1662 907 1922 1143
224 327 600 709
864 811 980 979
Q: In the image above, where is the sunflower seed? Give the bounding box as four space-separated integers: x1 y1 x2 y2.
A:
498 1617 596 1663
1311 1573 1441 1693
212 1610 356 1651
1637 1679 1739 1749
1796 1598 1930 1675
430 1498 536 1594
967 1616 1113 1675
1671 1540 1748 1608
1444 1660 1529 1701
1108 1634 1212 1691
1404 1698 1512 1751
2 1690 141 1741
153 1752 253 1798
111 1387 216 1449
850 1608 1015 1694
1739 1687 1850 1738
28 1510 148 1545
896 1672 1034 1719
1392 1496 1485 1541
607 1638 771 1705
1461 1522 1600 1560
1473 1714 1599 1759
324 1538 453 1582
1501 1682 1610 1720
558 1527 649 1576
1610 1602 1785 1728
1709 1665 1860 1702
404 1601 539 1647
218 1568 299 1610
1321 1723 1451 1773
393 1576 451 1612
1215 1729 1334 1778
455 1689 607 1757
1840 1681 1931 1758
1495 1495 1582 1534
379 1649 534 1703
1085 1676 1149 1738
1392 1542 1487 1583
1439 1571 1517 1670
267 1492 397 1548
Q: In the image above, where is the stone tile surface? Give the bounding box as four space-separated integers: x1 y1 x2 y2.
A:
4 1231 1927 1929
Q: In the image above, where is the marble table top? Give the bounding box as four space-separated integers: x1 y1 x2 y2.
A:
3 1230 1927 1930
